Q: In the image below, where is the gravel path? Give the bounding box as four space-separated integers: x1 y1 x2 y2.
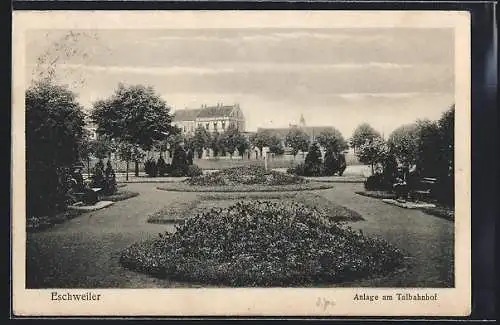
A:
26 183 453 288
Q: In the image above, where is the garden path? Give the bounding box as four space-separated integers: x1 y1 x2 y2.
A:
26 182 453 288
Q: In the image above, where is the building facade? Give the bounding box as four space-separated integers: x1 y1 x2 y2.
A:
172 103 245 135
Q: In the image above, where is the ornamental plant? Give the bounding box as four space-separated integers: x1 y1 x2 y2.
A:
120 201 405 286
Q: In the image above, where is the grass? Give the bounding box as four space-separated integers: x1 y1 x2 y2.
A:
157 182 335 193
101 190 140 202
355 191 454 221
148 192 363 224
355 191 397 199
419 205 454 221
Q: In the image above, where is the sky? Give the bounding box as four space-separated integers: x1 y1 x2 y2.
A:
25 28 455 138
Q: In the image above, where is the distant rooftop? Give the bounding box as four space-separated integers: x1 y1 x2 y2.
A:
173 103 241 121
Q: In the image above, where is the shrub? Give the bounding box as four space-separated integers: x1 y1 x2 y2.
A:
91 160 106 188
304 142 323 173
364 174 386 191
145 158 157 177
171 145 189 176
156 157 167 177
187 165 203 177
103 160 117 195
187 165 305 186
120 201 404 286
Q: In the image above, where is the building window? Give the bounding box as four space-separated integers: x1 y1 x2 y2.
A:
206 123 210 130
213 122 218 131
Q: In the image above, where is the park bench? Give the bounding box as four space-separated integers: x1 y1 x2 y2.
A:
73 187 103 205
413 177 437 202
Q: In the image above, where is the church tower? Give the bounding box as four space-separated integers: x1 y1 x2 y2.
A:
299 114 306 128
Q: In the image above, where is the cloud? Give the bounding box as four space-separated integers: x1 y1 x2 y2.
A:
35 61 417 77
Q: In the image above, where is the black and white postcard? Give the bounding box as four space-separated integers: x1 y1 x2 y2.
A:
12 10 471 316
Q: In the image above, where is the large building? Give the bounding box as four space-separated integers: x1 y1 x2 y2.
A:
172 103 245 135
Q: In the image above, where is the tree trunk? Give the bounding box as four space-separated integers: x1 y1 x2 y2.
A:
126 160 129 181
371 163 374 175
134 160 139 176
86 158 91 179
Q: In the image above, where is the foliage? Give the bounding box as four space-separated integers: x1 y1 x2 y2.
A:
304 142 324 176
156 157 167 177
250 129 281 157
91 159 105 188
316 129 349 153
268 137 285 155
210 131 223 157
103 160 117 195
90 83 175 150
187 165 203 177
171 145 189 176
192 125 211 159
350 123 381 151
187 165 305 186
144 158 158 177
91 135 114 160
414 119 441 177
323 147 347 176
387 123 420 167
120 201 404 286
285 126 310 157
356 136 388 173
26 80 86 218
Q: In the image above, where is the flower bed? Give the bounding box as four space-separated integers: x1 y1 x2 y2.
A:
186 165 305 186
157 182 334 192
122 201 404 286
147 193 363 224
27 209 85 232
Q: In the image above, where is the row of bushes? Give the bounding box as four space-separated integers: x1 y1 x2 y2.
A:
144 146 201 177
287 143 347 177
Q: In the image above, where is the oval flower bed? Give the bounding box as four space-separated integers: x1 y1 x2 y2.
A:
186 165 305 186
120 201 404 286
157 166 335 192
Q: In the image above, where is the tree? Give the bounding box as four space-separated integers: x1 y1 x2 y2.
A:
304 142 323 176
235 134 250 158
350 123 381 152
90 83 174 176
192 125 211 159
250 130 273 158
387 123 420 168
357 136 388 175
435 105 454 205
415 119 441 177
268 135 284 155
26 80 86 217
316 129 349 153
285 126 310 158
222 124 247 158
118 142 144 181
210 131 223 157
77 129 94 177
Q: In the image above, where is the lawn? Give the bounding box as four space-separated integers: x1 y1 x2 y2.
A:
148 191 363 224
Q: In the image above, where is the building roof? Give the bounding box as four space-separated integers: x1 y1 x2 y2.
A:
172 108 202 122
173 104 241 121
257 126 335 138
197 105 237 118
